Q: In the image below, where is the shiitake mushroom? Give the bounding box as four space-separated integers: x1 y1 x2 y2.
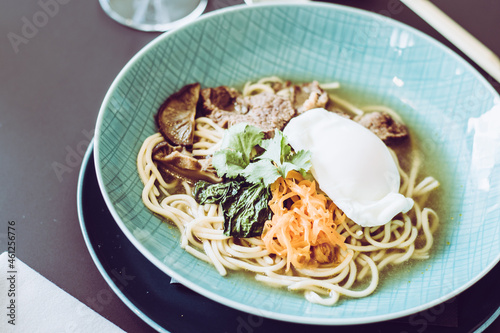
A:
155 83 200 147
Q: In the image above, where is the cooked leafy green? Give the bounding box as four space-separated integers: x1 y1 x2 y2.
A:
193 180 272 238
192 180 241 204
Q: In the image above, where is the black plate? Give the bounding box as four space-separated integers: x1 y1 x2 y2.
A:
78 142 500 333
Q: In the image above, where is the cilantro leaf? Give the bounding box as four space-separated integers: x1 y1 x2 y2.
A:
284 149 312 177
253 129 312 184
212 123 264 178
242 159 282 187
212 123 311 186
211 149 247 177
258 130 291 163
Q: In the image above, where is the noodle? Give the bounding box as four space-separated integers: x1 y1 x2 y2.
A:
136 77 440 306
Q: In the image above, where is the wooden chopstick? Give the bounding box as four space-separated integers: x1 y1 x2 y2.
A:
401 0 500 84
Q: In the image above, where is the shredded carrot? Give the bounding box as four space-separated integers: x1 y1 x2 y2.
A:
262 170 347 271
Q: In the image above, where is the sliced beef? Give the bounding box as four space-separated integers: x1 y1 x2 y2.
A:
208 92 296 135
198 82 331 135
356 111 409 144
153 141 221 184
199 86 247 116
156 83 200 147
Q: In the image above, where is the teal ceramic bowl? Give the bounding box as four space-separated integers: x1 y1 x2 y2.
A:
94 3 500 325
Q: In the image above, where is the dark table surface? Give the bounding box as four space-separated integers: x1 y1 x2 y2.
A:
1 0 499 332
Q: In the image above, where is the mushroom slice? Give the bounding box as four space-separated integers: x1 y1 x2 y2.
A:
155 83 200 147
152 141 222 185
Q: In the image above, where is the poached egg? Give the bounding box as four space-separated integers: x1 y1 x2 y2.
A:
283 108 413 227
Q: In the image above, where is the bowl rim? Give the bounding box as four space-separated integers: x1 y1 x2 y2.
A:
93 2 500 325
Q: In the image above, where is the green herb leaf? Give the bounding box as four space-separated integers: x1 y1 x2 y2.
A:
253 129 311 184
212 123 264 178
282 148 312 177
258 129 291 164
242 159 282 187
211 149 247 178
213 124 311 186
